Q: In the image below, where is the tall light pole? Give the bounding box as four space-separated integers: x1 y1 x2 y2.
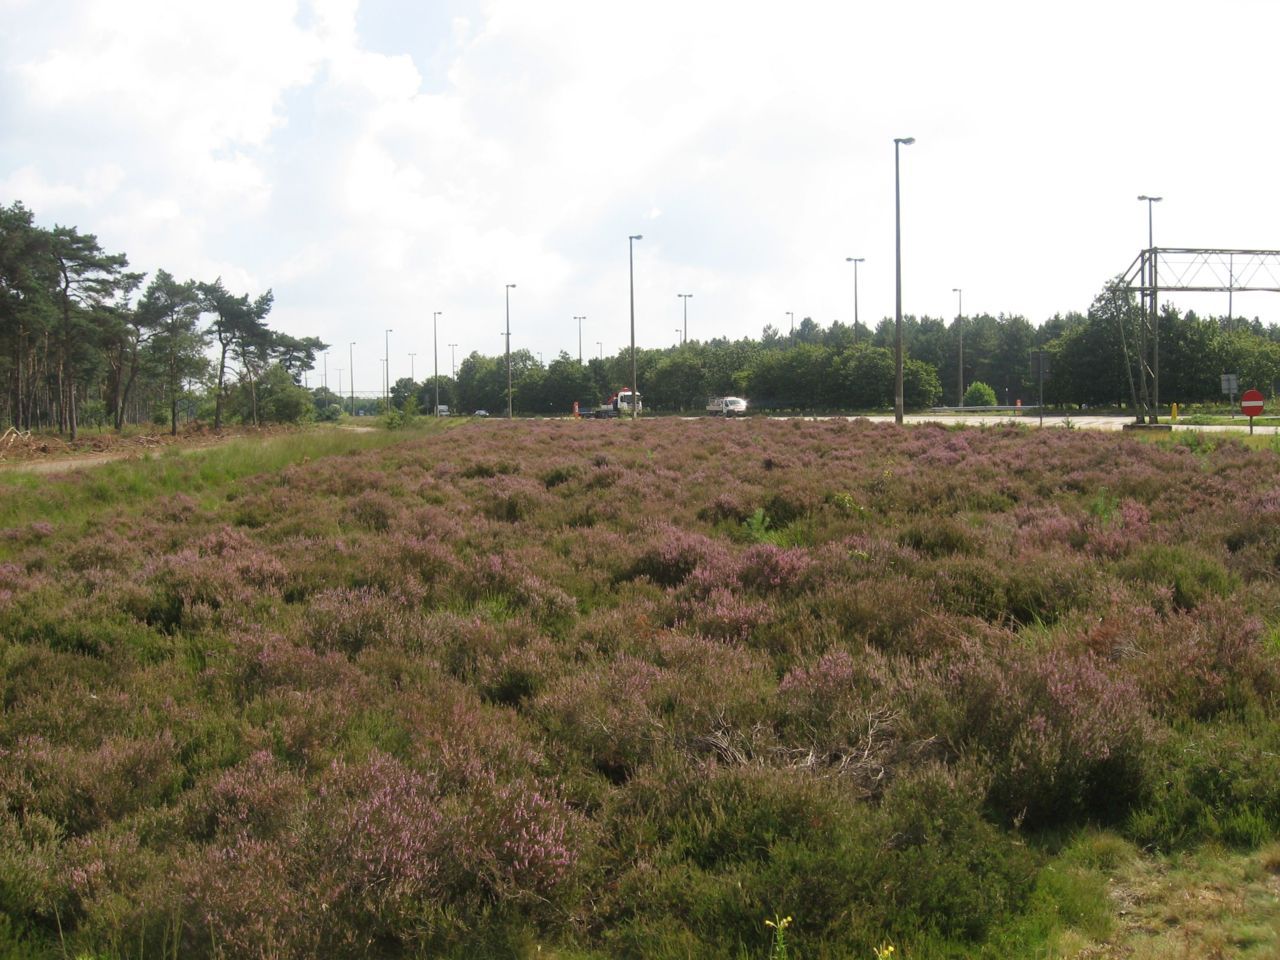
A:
409 353 416 381
574 316 586 363
384 328 393 411
675 328 682 347
1138 195 1162 423
448 343 457 379
323 351 328 391
597 341 603 361
846 258 865 338
337 368 343 403
629 234 642 419
504 284 516 419
893 136 915 425
433 311 442 416
786 311 794 335
678 293 692 343
952 287 963 406
348 341 355 416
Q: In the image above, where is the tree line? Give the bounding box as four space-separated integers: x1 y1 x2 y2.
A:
0 201 323 436
435 292 1280 416
7 198 1280 430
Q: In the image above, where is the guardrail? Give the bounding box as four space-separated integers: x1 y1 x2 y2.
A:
928 405 1043 413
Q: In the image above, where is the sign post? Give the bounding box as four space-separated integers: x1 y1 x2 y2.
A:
1222 373 1239 414
1241 388 1265 434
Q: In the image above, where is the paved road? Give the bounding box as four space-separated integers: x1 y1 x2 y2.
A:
796 413 1280 434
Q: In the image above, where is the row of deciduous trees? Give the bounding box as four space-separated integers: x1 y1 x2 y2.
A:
425 289 1280 416
1 201 324 435
10 200 1279 430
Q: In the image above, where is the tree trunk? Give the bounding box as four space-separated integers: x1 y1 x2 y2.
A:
214 339 229 431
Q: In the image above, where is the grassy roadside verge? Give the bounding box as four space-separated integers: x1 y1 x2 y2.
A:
0 421 450 537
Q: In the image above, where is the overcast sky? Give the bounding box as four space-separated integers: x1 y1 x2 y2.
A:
4 0 1279 393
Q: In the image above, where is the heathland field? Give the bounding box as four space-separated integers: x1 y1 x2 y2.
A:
5 420 1280 959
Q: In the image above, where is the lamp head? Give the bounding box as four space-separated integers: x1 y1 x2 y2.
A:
895 136 915 145
1138 195 1163 203
630 234 643 241
847 257 865 263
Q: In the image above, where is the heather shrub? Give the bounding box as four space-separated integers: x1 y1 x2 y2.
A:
476 635 563 706
604 761 1034 956
1001 549 1098 626
811 574 934 655
342 488 399 532
480 473 552 522
624 525 730 588
303 585 418 656
60 820 188 956
459 552 577 633
0 809 64 925
898 516 975 557
939 646 1156 826
1119 543 1237 610
10 417 1280 957
535 657 670 781
1119 600 1280 721
183 749 307 840
678 586 773 642
1128 721 1280 850
4 732 184 836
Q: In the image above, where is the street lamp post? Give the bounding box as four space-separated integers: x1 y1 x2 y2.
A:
629 235 643 419
337 368 343 403
678 293 692 343
448 343 457 379
409 353 416 381
675 328 682 347
384 329 392 411
786 311 794 335
893 136 915 424
505 285 516 419
433 311 442 416
845 258 865 338
574 316 585 363
1138 195 1162 424
597 341 603 361
323 351 328 391
348 341 355 416
952 287 963 406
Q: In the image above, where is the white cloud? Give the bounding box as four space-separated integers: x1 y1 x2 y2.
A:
3 0 1279 391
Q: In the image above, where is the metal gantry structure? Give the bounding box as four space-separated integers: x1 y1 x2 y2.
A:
1118 246 1280 423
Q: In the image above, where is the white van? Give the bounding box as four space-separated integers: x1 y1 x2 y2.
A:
706 397 748 417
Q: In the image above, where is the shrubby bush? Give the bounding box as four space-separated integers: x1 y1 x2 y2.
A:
3 418 1280 957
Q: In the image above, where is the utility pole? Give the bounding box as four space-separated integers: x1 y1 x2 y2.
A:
953 287 963 406
505 284 516 418
433 311 442 416
893 136 915 425
629 235 643 419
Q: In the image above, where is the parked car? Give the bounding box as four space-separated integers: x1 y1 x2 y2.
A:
473 409 489 417
706 396 749 417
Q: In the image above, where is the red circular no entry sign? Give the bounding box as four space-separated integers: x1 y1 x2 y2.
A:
1241 388 1265 417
